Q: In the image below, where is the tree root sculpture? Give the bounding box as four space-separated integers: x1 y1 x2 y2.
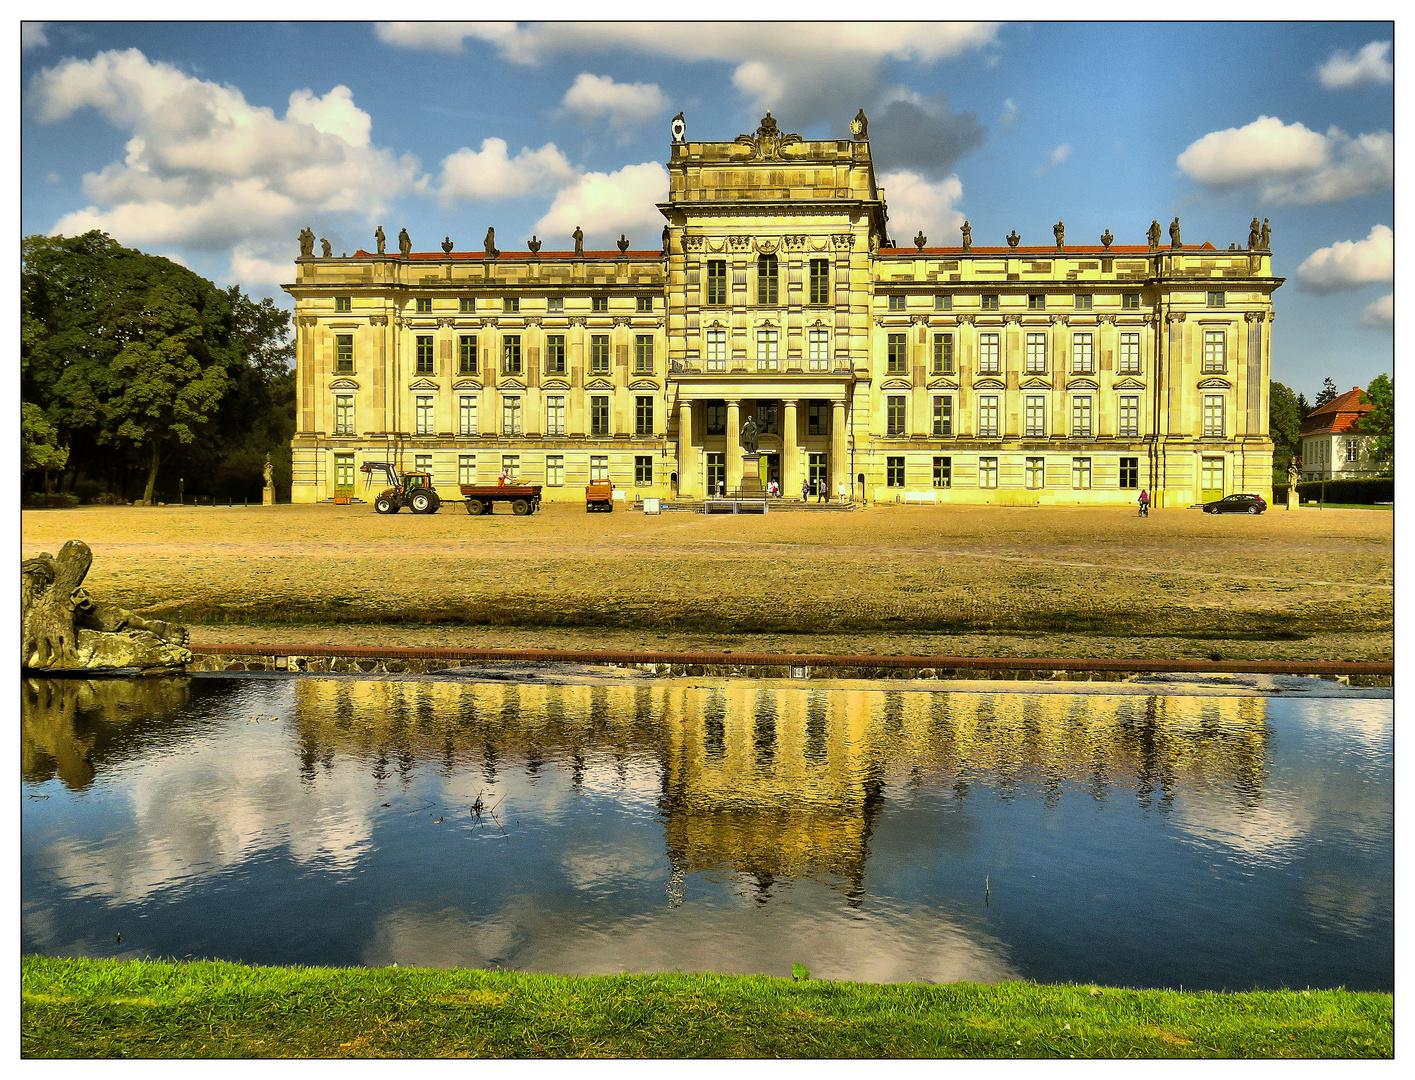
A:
21 540 192 672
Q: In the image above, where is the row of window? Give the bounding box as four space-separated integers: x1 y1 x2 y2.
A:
883 291 1227 313
336 394 659 438
336 333 657 377
884 456 1144 490
335 296 656 315
883 393 1157 438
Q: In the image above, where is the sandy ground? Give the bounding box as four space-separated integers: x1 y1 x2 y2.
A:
22 501 1393 662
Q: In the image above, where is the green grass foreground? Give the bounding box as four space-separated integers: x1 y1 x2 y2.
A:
22 956 1392 1059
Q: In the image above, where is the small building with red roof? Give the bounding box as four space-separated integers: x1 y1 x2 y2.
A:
1299 388 1378 480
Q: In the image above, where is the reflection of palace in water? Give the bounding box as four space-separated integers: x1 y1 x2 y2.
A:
284 681 1271 894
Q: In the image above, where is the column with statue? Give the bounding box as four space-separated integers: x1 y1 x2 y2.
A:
263 453 276 506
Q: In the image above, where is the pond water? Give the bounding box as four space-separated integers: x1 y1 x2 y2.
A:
21 674 1392 991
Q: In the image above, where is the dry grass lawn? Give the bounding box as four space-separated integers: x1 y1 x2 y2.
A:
21 501 1392 662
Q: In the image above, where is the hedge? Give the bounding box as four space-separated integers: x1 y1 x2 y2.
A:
1294 477 1393 504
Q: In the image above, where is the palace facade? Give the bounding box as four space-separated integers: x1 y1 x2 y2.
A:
285 113 1282 507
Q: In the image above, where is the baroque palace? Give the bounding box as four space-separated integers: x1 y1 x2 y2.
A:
285 112 1282 506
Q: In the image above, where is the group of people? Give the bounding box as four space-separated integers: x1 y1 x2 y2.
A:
710 477 841 502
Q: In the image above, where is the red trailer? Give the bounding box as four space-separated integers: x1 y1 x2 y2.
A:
460 483 544 516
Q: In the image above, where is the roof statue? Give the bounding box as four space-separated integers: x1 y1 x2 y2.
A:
1260 218 1271 250
1248 217 1261 249
735 111 802 160
441 236 454 254
298 227 315 257
573 225 584 256
1101 229 1113 249
398 228 411 257
320 237 332 258
1169 217 1182 249
1147 220 1161 250
961 220 971 251
1006 229 1020 248
1053 221 1065 249
670 111 686 144
528 235 541 256
914 230 927 251
851 108 868 140
662 224 670 253
484 227 499 258
617 234 630 254
374 225 385 255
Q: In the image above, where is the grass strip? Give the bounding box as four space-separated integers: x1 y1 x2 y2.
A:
21 956 1392 1059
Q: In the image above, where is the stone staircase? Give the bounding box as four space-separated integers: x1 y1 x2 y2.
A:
661 497 854 513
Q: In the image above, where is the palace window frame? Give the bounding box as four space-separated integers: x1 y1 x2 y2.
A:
706 261 727 306
887 395 907 436
1207 291 1226 308
335 334 354 374
1028 294 1046 311
757 254 779 305
334 394 354 435
1025 332 1047 373
1025 395 1046 437
501 455 520 481
415 395 434 436
932 395 953 437
978 457 999 489
545 395 565 437
1122 292 1141 310
458 454 477 486
590 455 609 482
547 296 564 313
335 296 351 313
1072 457 1092 489
978 333 1000 374
1118 395 1140 438
416 297 432 314
1203 330 1226 373
635 335 654 374
501 335 522 375
546 455 564 487
808 401 828 436
458 395 477 436
705 402 726 436
459 335 478 375
590 334 611 374
635 396 654 436
1025 456 1045 489
807 329 829 371
1118 332 1141 374
1119 457 1139 489
460 297 475 313
886 456 906 487
887 333 908 374
503 297 519 314
705 329 727 371
1075 294 1092 311
592 296 609 313
1071 396 1093 438
590 395 611 436
545 334 565 374
635 455 653 486
1203 394 1225 437
809 259 830 306
932 333 954 375
978 395 1000 438
981 294 1000 311
1071 332 1093 374
756 328 779 371
637 296 654 313
501 396 522 436
415 335 434 375
933 456 951 488
888 294 906 312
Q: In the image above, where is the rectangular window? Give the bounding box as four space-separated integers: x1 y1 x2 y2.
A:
1123 292 1141 310
706 261 727 306
978 333 1000 374
1025 332 1047 373
547 296 563 313
756 401 778 435
1118 332 1141 374
335 334 354 373
590 455 609 482
756 329 778 371
887 333 908 373
458 395 477 436
635 455 653 486
933 456 951 488
1203 330 1226 373
334 394 354 435
1028 294 1046 311
637 296 653 313
416 297 432 313
1345 438 1360 460
1071 332 1093 373
635 335 654 374
705 403 726 435
978 457 998 489
415 395 433 435
1072 457 1092 489
1025 457 1045 489
591 395 610 436
808 453 827 489
936 294 952 311
886 456 906 487
808 401 828 436
545 334 565 374
757 254 778 305
1025 395 1046 437
501 455 519 481
809 259 830 305
501 335 521 375
1075 294 1092 311
502 396 521 435
458 455 476 486
546 395 565 437
808 329 829 371
1119 457 1139 489
590 335 610 374
636 396 654 436
1071 396 1093 438
705 329 727 371
888 294 905 312
335 296 351 313
1118 395 1139 438
458 335 478 375
981 294 999 311
592 296 608 313
1207 291 1226 308
503 297 519 313
887 395 907 436
978 395 999 438
932 395 953 437
415 454 432 474
1204 395 1225 437
546 455 564 487
932 332 954 374
706 452 726 494
460 297 475 313
416 335 434 375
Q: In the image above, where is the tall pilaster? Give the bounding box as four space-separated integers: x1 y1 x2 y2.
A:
726 399 742 493
830 399 848 499
677 400 695 498
782 399 800 497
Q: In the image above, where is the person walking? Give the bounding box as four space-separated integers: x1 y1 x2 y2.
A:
1137 488 1150 517
801 477 810 502
837 479 848 504
816 478 826 504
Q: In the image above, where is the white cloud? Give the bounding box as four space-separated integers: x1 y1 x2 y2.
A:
436 138 577 203
876 170 965 246
532 162 669 249
561 73 668 130
1319 41 1393 89
1296 225 1393 292
1035 142 1070 175
29 48 424 286
1176 115 1392 205
999 98 1021 127
22 22 47 49
1361 294 1393 326
376 22 998 125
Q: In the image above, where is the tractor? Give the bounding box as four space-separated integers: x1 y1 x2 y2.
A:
360 461 443 514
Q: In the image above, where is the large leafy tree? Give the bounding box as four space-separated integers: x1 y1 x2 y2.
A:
1359 373 1393 468
21 403 69 477
1268 382 1302 473
22 231 292 502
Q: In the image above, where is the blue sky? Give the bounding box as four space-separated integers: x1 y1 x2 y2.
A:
20 20 1394 399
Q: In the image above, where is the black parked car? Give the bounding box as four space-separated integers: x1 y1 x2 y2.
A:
1204 493 1267 515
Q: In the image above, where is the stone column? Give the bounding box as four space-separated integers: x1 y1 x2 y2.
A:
726 399 742 494
830 398 848 501
677 400 695 499
782 399 800 497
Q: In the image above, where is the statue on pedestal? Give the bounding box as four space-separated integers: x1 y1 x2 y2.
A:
398 228 412 257
1169 217 1182 249
740 416 759 455
961 220 971 251
573 226 584 256
298 227 315 257
263 453 275 506
484 227 498 258
1053 221 1065 249
375 225 386 255
320 237 332 258
1147 220 1161 250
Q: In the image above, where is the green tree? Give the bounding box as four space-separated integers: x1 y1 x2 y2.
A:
1297 392 1313 422
21 402 69 477
1360 373 1393 468
1314 376 1339 409
1268 381 1301 473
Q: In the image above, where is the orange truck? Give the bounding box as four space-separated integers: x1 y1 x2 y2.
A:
585 482 614 512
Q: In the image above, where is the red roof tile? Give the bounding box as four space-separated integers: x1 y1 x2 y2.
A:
878 243 1218 256
1299 388 1372 437
348 249 662 261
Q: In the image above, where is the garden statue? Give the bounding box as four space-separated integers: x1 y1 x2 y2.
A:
1147 220 1161 250
1169 217 1182 249
573 225 584 256
320 237 332 258
263 453 275 506
375 225 386 254
298 227 315 256
398 228 412 257
961 220 971 251
740 416 759 455
22 541 191 672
